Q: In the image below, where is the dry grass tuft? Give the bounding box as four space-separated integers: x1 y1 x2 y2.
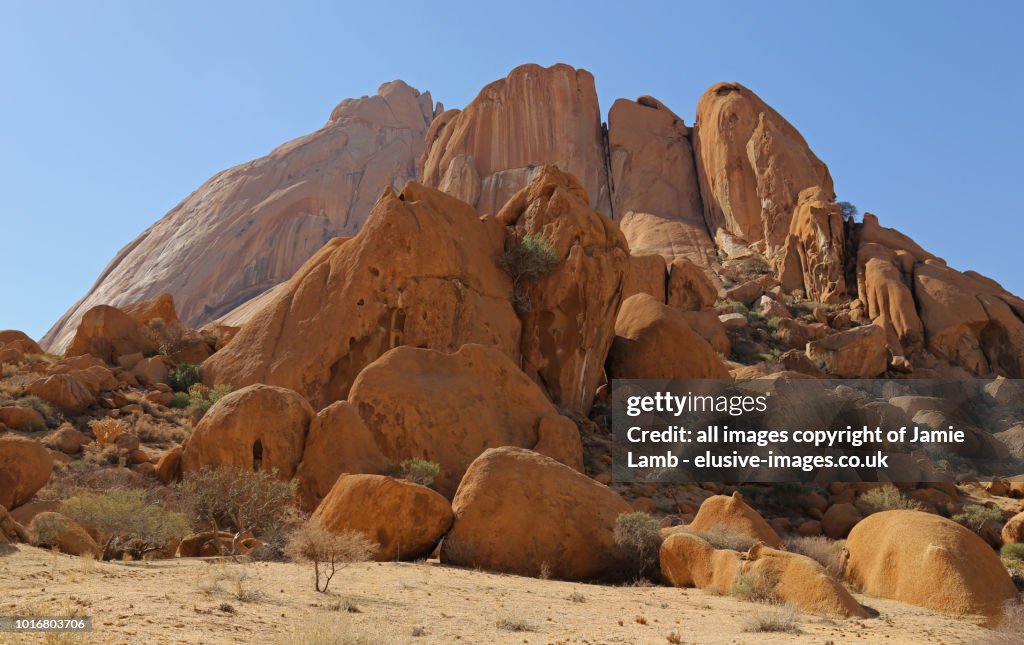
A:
742 603 802 633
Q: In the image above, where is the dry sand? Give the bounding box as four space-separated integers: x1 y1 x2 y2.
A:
0 544 990 644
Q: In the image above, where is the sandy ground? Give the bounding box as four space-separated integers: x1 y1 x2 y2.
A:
0 544 991 645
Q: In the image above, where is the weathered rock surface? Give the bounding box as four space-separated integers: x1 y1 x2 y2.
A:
420 64 610 217
0 330 43 355
0 436 52 510
202 182 520 409
28 512 102 558
44 81 438 352
441 447 632 581
64 305 156 364
743 543 867 617
781 187 846 303
688 492 781 547
180 384 316 480
348 344 583 497
607 294 730 380
496 166 628 414
667 257 717 310
844 510 1017 619
622 254 667 302
312 474 453 561
806 324 887 378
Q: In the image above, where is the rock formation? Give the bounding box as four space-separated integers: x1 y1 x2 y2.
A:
44 81 438 352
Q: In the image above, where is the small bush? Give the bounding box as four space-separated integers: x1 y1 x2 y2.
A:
854 486 923 516
285 521 376 592
88 417 125 445
742 603 802 633
61 488 188 559
784 536 844 577
730 566 781 603
1001 543 1024 561
693 526 758 552
399 458 440 487
953 504 1003 532
497 233 560 314
168 363 202 393
495 617 536 632
614 511 662 579
178 467 298 556
186 383 232 420
200 565 266 602
169 392 191 408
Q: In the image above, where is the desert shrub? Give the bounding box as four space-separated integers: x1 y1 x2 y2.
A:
742 603 802 633
130 413 188 443
953 504 1003 532
199 564 266 602
972 601 1024 645
730 566 781 603
400 457 440 487
495 617 536 632
88 417 125 445
81 442 121 467
614 511 662 579
497 233 559 314
1001 543 1024 561
762 482 810 510
784 536 844 577
169 391 190 408
854 485 923 516
186 383 232 420
285 521 376 592
178 467 297 556
168 363 202 392
61 488 188 560
693 526 758 552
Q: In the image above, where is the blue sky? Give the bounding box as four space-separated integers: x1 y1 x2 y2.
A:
2 1 1022 340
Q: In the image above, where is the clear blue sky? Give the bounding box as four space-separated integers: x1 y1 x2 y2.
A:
3 1 1022 341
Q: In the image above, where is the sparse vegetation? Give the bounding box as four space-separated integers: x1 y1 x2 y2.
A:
784 536 844 577
742 603 802 633
497 233 560 314
730 566 781 603
399 457 440 487
185 382 232 420
854 485 924 516
614 511 662 579
693 526 758 552
61 488 188 560
168 363 202 392
568 590 587 603
285 521 376 592
199 565 266 602
178 467 298 557
1001 543 1024 561
953 504 1003 532
88 417 125 445
496 616 536 632
837 201 859 222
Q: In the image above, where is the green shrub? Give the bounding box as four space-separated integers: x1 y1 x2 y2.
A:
399 458 440 487
61 488 188 559
854 486 923 516
186 383 232 420
170 391 191 409
168 363 202 392
497 233 560 314
953 504 1003 531
1001 543 1024 561
613 511 662 579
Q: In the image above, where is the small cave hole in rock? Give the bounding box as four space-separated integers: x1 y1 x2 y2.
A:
252 440 263 472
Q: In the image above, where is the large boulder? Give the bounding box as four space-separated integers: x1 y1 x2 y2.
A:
0 330 43 355
607 293 730 380
1001 510 1024 545
0 505 29 544
660 531 742 590
295 401 391 511
607 96 714 265
856 242 923 351
28 512 102 558
688 492 781 547
419 63 611 217
43 81 438 353
202 181 520 409
64 305 156 363
348 344 583 497
0 406 45 432
779 187 846 303
496 165 629 414
0 436 52 510
694 82 833 254
27 373 96 413
806 324 887 378
441 447 632 581
844 510 1017 619
312 474 452 561
742 544 867 618
180 384 316 480
666 258 717 311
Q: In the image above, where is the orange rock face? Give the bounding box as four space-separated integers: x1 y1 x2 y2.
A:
496 166 629 414
202 182 520 409
419 64 611 217
44 82 438 352
0 436 52 510
0 331 43 355
180 384 316 480
312 474 453 561
694 82 833 254
782 187 847 303
348 344 583 497
65 305 156 364
441 447 632 581
608 97 714 265
688 492 781 548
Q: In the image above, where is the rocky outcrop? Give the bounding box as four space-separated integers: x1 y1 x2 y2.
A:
496 166 628 414
607 294 730 380
65 305 156 364
312 474 452 561
806 323 888 378
202 182 520 409
180 384 316 480
608 96 714 265
0 331 43 355
688 492 781 547
419 64 610 217
780 187 847 303
348 344 583 497
0 436 52 510
694 82 833 254
844 510 1017 619
441 447 632 581
28 512 102 558
44 82 438 352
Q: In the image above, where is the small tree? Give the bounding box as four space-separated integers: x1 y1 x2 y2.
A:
286 521 376 592
178 467 297 556
61 488 188 560
837 201 859 222
400 458 440 487
168 363 202 393
614 511 662 579
497 233 560 314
